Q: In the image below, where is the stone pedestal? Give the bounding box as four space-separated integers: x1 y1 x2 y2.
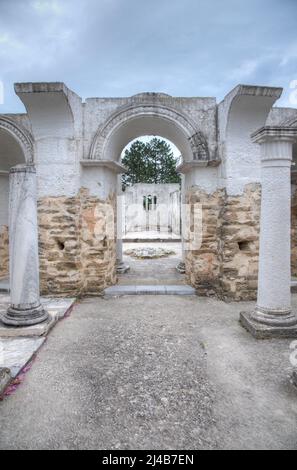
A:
240 127 297 338
1 165 48 327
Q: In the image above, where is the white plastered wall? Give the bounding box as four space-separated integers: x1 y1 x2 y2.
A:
218 85 283 196
15 83 83 198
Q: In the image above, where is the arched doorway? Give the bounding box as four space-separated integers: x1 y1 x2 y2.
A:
87 95 211 289
0 117 34 283
119 135 183 285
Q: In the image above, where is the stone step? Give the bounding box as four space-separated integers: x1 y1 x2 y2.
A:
291 279 297 293
0 280 9 293
104 285 196 297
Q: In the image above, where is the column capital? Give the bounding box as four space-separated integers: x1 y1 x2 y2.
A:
251 127 297 167
251 126 297 144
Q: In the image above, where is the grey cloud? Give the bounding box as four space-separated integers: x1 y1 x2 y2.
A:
0 0 296 112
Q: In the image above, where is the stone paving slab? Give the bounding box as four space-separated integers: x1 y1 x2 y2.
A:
0 337 45 378
0 368 11 397
0 297 76 338
0 295 76 396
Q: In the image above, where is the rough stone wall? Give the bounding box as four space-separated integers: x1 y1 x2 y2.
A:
185 188 224 296
38 189 116 296
185 184 261 301
80 189 117 294
220 184 261 301
38 196 82 295
291 187 297 277
0 225 9 280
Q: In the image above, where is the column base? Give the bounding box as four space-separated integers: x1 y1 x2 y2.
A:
176 261 186 274
1 303 49 327
116 260 130 274
240 310 297 339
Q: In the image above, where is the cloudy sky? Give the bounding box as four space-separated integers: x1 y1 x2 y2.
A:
0 0 297 113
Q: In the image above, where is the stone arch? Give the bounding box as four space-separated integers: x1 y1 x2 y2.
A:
218 85 282 194
0 116 34 165
89 102 210 163
0 117 34 280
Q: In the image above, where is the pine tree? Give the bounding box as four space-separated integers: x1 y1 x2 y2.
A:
122 138 181 189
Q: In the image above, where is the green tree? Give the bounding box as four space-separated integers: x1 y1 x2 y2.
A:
122 137 181 190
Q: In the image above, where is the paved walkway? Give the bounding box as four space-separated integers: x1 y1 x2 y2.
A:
0 295 296 450
119 242 185 286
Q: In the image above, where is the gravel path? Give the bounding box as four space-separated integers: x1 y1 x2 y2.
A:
0 295 296 450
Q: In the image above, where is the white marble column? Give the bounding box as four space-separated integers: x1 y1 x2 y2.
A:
2 165 48 326
241 127 297 338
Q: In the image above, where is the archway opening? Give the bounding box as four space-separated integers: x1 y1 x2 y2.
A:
0 127 26 284
118 135 185 287
90 103 203 288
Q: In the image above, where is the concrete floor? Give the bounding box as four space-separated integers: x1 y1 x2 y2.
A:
0 295 297 450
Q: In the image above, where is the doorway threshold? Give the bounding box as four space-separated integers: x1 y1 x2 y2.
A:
104 285 196 297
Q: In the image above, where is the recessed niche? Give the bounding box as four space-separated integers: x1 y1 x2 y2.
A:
238 241 252 252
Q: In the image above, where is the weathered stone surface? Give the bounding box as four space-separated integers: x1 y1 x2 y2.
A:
38 195 82 295
240 311 297 339
220 184 261 301
0 226 9 280
0 339 45 377
38 189 117 296
185 188 224 297
124 247 176 259
0 367 11 397
80 189 117 294
185 184 261 301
